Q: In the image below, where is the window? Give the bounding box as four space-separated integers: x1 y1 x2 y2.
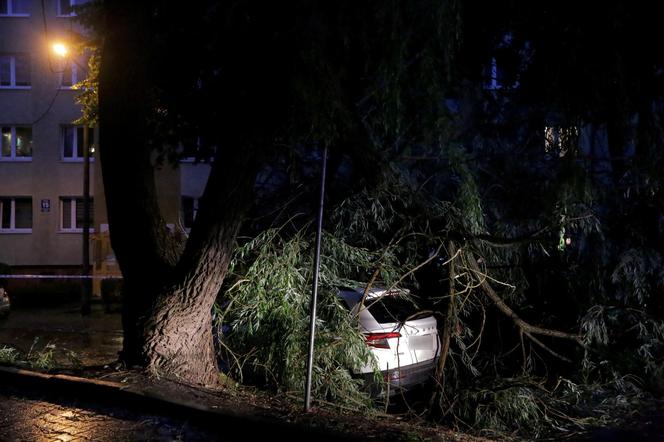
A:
62 126 94 160
544 126 579 158
0 0 29 16
0 53 31 88
181 196 198 230
60 197 94 231
61 62 86 88
1 126 32 160
57 0 88 16
0 197 32 232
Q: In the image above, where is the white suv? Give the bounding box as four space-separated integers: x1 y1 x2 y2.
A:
338 287 440 396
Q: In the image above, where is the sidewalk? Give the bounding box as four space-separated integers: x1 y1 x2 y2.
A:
0 365 368 441
0 376 224 441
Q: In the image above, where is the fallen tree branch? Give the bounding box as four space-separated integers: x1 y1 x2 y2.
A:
429 241 459 416
446 226 551 248
524 331 572 363
464 251 584 361
436 241 458 383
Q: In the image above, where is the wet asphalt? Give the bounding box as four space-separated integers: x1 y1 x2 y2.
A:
0 382 230 441
0 303 123 367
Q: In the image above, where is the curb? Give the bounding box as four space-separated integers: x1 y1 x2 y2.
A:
0 366 362 441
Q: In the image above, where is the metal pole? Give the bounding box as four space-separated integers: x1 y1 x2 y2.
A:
304 145 328 412
81 125 91 315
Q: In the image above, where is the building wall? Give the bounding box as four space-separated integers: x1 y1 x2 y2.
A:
1 1 212 270
0 0 93 267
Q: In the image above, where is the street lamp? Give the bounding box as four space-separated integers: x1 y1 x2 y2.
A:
52 42 68 58
51 41 92 315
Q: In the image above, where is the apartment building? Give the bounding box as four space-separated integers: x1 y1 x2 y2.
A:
0 0 209 288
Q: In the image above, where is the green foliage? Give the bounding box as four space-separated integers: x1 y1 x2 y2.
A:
581 305 664 387
448 145 486 236
29 343 56 370
447 374 654 440
454 380 545 438
72 51 100 127
611 248 663 305
68 2 102 127
0 339 82 371
0 346 19 365
217 227 389 407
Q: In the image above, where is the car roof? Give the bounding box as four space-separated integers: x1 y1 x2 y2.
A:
337 287 410 305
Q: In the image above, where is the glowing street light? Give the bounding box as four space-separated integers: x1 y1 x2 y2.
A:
52 42 69 58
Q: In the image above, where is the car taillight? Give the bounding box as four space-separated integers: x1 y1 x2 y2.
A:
365 332 401 349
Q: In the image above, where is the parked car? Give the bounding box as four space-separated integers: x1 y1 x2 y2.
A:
0 287 10 318
338 287 440 396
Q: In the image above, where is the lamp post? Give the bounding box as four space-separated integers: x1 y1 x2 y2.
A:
81 124 91 315
52 41 91 315
304 145 328 412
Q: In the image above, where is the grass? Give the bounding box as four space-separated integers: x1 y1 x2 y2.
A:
0 338 81 371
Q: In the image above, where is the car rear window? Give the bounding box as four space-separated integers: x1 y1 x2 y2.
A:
366 295 419 324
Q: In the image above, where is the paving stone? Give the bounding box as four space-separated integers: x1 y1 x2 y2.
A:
0 386 227 441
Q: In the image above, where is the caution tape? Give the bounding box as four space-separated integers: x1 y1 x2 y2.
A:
0 274 122 280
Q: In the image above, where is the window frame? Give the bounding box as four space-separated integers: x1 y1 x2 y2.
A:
61 125 94 162
60 62 85 89
0 0 30 17
0 196 33 233
0 53 31 89
59 196 94 233
1 125 33 161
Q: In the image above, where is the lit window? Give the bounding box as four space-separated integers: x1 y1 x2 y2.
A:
0 53 31 88
62 126 94 160
544 126 579 158
181 196 198 230
0 197 32 232
60 197 94 231
0 0 29 16
57 0 88 16
0 126 32 160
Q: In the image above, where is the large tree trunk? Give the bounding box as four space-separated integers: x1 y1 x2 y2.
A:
127 149 258 386
98 0 260 387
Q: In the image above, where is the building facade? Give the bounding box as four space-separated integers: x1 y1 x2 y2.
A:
0 0 209 289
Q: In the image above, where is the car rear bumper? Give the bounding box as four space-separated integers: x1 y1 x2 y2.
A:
362 358 437 396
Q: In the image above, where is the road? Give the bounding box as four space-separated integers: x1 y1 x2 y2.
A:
0 383 229 441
